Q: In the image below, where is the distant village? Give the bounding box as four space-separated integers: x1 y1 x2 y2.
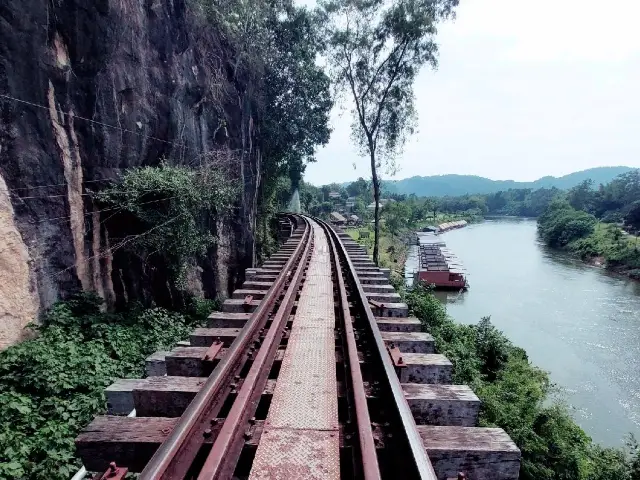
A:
325 189 396 227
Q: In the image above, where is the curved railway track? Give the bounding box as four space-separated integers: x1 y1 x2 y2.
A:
76 214 520 480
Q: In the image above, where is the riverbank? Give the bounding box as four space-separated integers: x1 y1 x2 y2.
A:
404 283 639 479
572 223 640 279
344 211 478 272
391 218 640 478
344 226 410 280
537 202 640 281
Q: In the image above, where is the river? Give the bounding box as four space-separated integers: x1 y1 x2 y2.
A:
406 218 640 446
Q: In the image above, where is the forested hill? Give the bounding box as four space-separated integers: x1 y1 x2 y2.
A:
382 166 635 197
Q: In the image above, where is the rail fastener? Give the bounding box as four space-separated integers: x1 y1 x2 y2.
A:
94 462 128 480
202 340 223 363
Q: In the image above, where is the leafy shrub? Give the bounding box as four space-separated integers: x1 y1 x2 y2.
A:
0 293 211 480
567 223 640 270
601 210 624 224
538 201 597 247
570 235 602 259
95 165 237 287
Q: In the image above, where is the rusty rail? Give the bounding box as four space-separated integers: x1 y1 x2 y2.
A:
197 219 313 479
325 223 381 479
139 215 311 479
316 217 439 480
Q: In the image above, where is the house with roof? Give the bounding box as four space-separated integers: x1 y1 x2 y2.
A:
330 211 347 225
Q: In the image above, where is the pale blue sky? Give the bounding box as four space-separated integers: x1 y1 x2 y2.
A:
304 0 640 185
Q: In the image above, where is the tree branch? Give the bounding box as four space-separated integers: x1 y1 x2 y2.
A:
361 43 403 103
370 39 410 134
340 8 370 138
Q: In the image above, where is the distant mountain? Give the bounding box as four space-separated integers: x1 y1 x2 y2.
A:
378 166 636 197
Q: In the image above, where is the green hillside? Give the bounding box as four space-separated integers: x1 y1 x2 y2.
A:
379 166 636 197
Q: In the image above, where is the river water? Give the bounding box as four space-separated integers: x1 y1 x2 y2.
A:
406 218 640 446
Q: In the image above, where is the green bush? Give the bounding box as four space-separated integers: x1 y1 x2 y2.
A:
567 223 640 270
404 283 640 480
96 165 237 287
538 201 597 247
0 293 210 480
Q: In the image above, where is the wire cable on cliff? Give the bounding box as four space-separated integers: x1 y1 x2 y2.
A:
0 93 197 151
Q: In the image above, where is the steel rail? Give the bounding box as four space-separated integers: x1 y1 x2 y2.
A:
197 217 313 479
285 213 296 237
318 217 438 480
139 215 311 480
323 220 381 480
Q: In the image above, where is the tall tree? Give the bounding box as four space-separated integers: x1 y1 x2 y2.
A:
347 177 371 199
321 0 457 264
567 179 595 212
258 2 333 220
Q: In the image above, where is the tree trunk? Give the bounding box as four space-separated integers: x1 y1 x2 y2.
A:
370 147 381 266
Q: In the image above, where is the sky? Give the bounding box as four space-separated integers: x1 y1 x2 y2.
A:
304 0 640 185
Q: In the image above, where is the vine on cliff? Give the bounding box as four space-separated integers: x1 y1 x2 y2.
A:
192 0 332 246
95 164 236 287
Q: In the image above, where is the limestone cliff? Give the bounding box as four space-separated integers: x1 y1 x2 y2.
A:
0 0 262 347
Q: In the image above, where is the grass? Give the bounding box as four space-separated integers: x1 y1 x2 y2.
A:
344 226 407 279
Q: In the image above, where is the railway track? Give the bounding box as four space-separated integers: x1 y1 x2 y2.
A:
76 214 520 480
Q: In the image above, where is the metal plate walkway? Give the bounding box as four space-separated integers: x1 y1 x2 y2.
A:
249 221 340 479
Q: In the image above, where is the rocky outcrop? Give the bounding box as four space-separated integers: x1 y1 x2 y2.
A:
0 0 262 347
0 173 39 349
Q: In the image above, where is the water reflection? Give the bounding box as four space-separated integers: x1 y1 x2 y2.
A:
408 218 640 446
433 290 468 306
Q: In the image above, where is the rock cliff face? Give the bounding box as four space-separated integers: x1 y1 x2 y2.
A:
0 0 262 348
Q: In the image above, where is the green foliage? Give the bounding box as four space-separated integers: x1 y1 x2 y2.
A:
591 170 640 218
0 293 210 480
537 192 640 273
96 165 236 286
382 201 411 237
261 5 332 173
404 283 640 480
625 200 640 232
534 170 640 276
253 0 332 244
537 201 597 247
346 177 373 204
437 187 562 218
192 0 332 265
569 223 640 269
567 179 595 212
299 181 324 213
